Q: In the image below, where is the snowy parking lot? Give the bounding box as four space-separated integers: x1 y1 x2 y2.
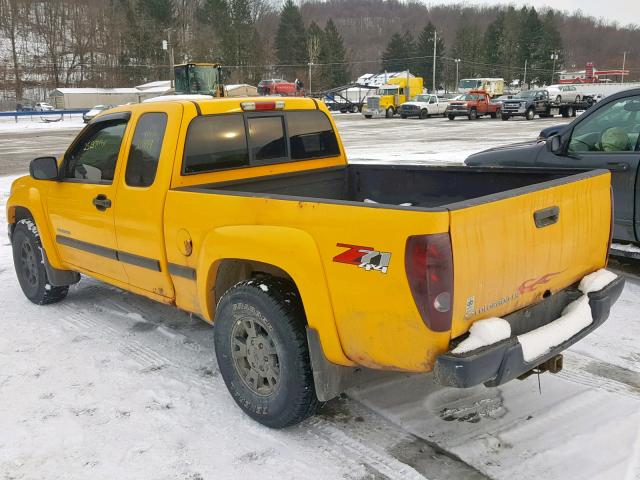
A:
1 113 639 479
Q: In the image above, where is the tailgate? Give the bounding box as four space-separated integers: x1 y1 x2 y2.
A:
448 170 612 338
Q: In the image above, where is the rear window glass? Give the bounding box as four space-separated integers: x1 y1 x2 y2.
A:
182 110 340 175
126 112 167 187
247 116 287 162
287 111 340 160
183 114 248 173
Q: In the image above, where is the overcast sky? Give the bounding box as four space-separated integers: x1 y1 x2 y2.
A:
426 0 640 27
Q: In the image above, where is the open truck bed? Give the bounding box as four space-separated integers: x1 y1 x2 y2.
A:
187 164 583 209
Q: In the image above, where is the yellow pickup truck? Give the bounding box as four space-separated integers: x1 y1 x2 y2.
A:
8 97 624 428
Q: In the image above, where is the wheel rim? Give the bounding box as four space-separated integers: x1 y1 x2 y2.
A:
20 240 39 287
231 315 280 396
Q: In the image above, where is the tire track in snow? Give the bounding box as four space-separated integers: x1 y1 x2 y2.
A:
55 294 432 479
560 351 640 400
306 417 427 480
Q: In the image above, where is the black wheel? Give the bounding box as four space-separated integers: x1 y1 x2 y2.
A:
468 109 478 120
214 277 318 428
385 107 395 118
12 219 69 305
400 114 407 119
525 108 535 120
448 115 455 121
350 105 359 114
501 114 509 121
364 114 372 119
419 109 429 119
490 111 497 119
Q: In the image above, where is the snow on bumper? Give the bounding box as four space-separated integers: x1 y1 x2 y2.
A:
434 269 624 388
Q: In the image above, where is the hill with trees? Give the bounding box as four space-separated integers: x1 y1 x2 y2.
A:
0 0 638 105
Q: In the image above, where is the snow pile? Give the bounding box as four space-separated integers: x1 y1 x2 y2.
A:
363 198 412 206
611 242 640 254
519 269 617 362
578 268 618 295
450 269 618 361
451 318 511 354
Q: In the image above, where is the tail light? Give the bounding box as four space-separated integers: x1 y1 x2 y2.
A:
405 233 454 332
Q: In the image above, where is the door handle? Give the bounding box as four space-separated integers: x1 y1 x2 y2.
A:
606 162 629 171
534 206 560 228
92 194 112 211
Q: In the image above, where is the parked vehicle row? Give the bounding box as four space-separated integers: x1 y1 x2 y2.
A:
398 94 449 119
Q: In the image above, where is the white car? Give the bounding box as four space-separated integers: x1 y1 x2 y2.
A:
546 85 581 104
34 102 54 111
398 94 450 119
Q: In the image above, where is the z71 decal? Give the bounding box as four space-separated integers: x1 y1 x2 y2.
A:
333 243 391 274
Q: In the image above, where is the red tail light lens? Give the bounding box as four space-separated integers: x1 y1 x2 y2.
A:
405 233 454 332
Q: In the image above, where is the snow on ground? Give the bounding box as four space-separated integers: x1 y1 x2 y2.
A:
1 115 639 480
0 114 85 132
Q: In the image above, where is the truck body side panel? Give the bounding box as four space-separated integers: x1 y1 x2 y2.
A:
163 188 450 370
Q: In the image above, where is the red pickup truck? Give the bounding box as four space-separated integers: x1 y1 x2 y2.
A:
448 90 501 120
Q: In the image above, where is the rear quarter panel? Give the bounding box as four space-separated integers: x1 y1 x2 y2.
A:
164 190 451 371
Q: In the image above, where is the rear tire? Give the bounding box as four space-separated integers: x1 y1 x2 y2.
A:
490 111 497 119
214 277 319 428
350 104 359 114
12 219 69 305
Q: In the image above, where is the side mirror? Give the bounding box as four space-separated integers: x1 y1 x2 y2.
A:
546 134 562 154
29 156 59 180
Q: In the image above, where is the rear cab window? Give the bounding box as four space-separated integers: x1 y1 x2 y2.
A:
182 110 340 174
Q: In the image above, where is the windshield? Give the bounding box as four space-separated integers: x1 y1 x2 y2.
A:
518 91 537 99
414 95 431 102
377 87 399 95
175 65 220 95
459 79 480 89
458 94 478 101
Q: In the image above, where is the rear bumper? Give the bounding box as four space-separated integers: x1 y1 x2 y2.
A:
433 275 625 388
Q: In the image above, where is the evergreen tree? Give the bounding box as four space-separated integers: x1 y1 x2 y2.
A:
451 17 482 81
320 19 350 88
275 0 307 79
517 7 545 84
381 31 415 72
415 22 445 91
538 11 564 85
306 21 324 90
482 12 504 78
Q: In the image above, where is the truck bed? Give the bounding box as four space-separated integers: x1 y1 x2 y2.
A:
182 164 586 210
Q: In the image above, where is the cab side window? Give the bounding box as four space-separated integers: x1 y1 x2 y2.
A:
125 113 168 187
568 96 640 153
64 119 127 183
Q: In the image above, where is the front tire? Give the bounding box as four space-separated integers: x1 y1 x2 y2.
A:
468 109 477 120
12 219 69 305
214 277 318 428
448 114 455 121
525 108 535 120
419 109 429 119
385 107 395 118
501 114 509 121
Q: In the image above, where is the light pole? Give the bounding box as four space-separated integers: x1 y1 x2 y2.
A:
622 51 627 84
523 58 528 87
308 62 313 94
454 58 461 91
432 30 437 93
550 51 558 85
